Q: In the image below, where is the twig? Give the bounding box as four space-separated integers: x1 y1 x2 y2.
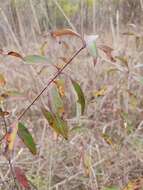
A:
18 44 86 121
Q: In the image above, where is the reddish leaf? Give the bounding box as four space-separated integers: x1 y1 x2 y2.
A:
7 51 24 60
0 73 6 87
93 58 98 66
99 45 116 62
14 167 30 189
51 28 80 38
4 121 18 152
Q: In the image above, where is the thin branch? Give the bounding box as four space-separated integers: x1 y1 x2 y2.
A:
18 44 86 121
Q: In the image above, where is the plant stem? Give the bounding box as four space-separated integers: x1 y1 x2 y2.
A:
18 44 86 121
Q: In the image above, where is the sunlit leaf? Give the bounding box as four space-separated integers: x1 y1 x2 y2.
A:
85 35 98 62
71 80 85 115
24 55 48 64
51 28 80 38
0 73 6 87
42 108 68 140
18 123 36 155
14 167 30 189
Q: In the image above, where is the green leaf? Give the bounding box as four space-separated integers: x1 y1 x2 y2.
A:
54 113 68 140
103 187 119 190
23 55 48 64
42 108 68 140
71 80 85 115
42 108 54 126
51 86 64 114
85 35 98 58
18 123 36 155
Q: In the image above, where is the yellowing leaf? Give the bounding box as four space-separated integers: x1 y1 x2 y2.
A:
51 28 80 38
24 55 48 64
51 86 65 115
115 56 128 67
128 92 137 109
93 86 107 97
40 42 48 56
5 121 18 152
83 153 92 177
123 178 143 190
71 80 85 115
54 79 65 98
42 108 68 140
0 73 6 87
102 133 115 147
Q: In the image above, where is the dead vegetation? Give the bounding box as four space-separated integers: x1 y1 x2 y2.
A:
0 1 143 190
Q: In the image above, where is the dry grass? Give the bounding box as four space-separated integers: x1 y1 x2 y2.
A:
0 1 143 190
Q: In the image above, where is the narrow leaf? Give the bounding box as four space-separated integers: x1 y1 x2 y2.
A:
54 114 68 140
51 28 80 38
99 45 116 62
0 73 6 87
24 55 48 64
7 51 24 60
0 109 9 117
14 167 30 189
71 80 85 115
85 35 98 58
18 123 36 155
42 108 54 126
42 108 68 140
5 121 18 152
103 187 119 190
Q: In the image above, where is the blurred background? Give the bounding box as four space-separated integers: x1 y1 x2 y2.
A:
1 1 143 190
0 0 143 49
